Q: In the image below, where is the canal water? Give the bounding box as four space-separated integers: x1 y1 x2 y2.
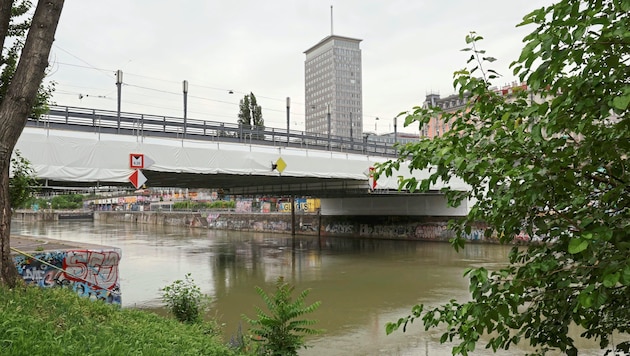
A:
11 220 604 355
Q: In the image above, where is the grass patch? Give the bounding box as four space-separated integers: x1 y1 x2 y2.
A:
0 285 242 355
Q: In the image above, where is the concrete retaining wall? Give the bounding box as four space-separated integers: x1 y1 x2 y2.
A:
93 211 491 242
13 210 93 221
11 237 122 304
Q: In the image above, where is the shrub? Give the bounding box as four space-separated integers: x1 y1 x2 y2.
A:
243 276 322 356
161 273 208 324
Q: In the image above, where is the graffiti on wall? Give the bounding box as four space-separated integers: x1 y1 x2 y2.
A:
278 199 320 213
359 224 415 238
13 249 121 304
414 223 451 240
325 222 354 234
357 221 488 241
236 200 252 213
253 220 290 231
206 213 220 224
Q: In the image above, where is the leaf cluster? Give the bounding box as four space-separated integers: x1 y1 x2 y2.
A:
173 200 236 210
1 0 55 118
238 92 264 128
8 150 38 209
242 276 322 356
380 1 630 354
161 273 211 325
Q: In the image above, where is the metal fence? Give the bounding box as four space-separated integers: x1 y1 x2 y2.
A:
27 105 399 157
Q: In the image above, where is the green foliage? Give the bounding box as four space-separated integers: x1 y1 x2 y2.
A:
243 276 322 356
49 194 83 209
379 1 630 354
161 273 209 325
8 150 38 209
0 1 55 117
172 200 235 210
24 194 84 211
211 200 235 209
0 285 238 355
237 92 265 139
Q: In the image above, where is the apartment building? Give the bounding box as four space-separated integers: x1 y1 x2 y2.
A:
304 35 363 140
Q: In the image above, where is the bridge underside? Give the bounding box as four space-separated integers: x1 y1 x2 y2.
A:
39 171 373 197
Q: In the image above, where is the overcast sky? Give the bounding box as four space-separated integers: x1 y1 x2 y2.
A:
46 1 552 133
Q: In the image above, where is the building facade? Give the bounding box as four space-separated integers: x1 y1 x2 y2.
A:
421 83 538 139
304 35 363 140
421 92 470 139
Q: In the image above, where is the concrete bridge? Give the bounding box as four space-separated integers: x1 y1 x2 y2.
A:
14 105 470 216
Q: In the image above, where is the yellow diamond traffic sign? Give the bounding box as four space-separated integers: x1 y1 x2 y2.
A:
275 157 287 173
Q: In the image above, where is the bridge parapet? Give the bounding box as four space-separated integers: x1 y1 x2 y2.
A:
28 105 398 157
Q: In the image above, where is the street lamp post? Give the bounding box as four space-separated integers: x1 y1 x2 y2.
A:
394 116 398 144
349 111 353 150
327 104 331 150
183 80 188 140
349 111 353 140
286 97 290 146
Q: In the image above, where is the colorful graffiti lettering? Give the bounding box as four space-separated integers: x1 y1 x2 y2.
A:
278 199 319 213
13 249 121 304
236 200 252 213
64 250 120 290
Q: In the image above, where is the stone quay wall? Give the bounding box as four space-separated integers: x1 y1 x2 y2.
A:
93 211 492 242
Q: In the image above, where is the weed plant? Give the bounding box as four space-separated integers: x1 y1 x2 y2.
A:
243 276 322 356
161 273 209 324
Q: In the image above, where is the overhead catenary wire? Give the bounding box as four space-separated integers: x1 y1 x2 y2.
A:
50 47 389 129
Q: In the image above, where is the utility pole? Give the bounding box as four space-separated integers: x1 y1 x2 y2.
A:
116 70 123 134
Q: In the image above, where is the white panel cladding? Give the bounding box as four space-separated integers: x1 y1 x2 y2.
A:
320 195 467 216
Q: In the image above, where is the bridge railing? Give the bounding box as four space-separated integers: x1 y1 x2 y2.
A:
27 105 402 157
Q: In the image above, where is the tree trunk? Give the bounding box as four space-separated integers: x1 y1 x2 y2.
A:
0 0 64 287
0 0 12 52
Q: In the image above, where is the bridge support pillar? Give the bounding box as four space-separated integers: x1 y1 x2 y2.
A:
291 195 296 236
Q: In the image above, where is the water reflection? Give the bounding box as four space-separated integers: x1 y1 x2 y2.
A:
11 220 603 355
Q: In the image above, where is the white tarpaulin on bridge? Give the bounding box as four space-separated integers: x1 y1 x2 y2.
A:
14 127 469 192
14 127 375 182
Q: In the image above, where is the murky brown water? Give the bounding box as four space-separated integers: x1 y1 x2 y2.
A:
11 220 606 355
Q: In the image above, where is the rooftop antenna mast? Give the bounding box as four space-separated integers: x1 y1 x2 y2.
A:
330 5 334 35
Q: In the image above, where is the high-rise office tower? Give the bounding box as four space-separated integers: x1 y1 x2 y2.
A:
304 34 363 140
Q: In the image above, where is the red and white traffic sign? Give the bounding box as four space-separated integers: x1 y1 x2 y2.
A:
129 169 147 189
130 153 144 169
368 166 377 191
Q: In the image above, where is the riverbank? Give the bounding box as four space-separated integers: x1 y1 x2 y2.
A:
14 210 497 242
92 210 493 242
0 285 240 356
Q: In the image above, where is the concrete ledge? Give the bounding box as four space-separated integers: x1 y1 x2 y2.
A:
10 235 122 304
10 235 112 253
